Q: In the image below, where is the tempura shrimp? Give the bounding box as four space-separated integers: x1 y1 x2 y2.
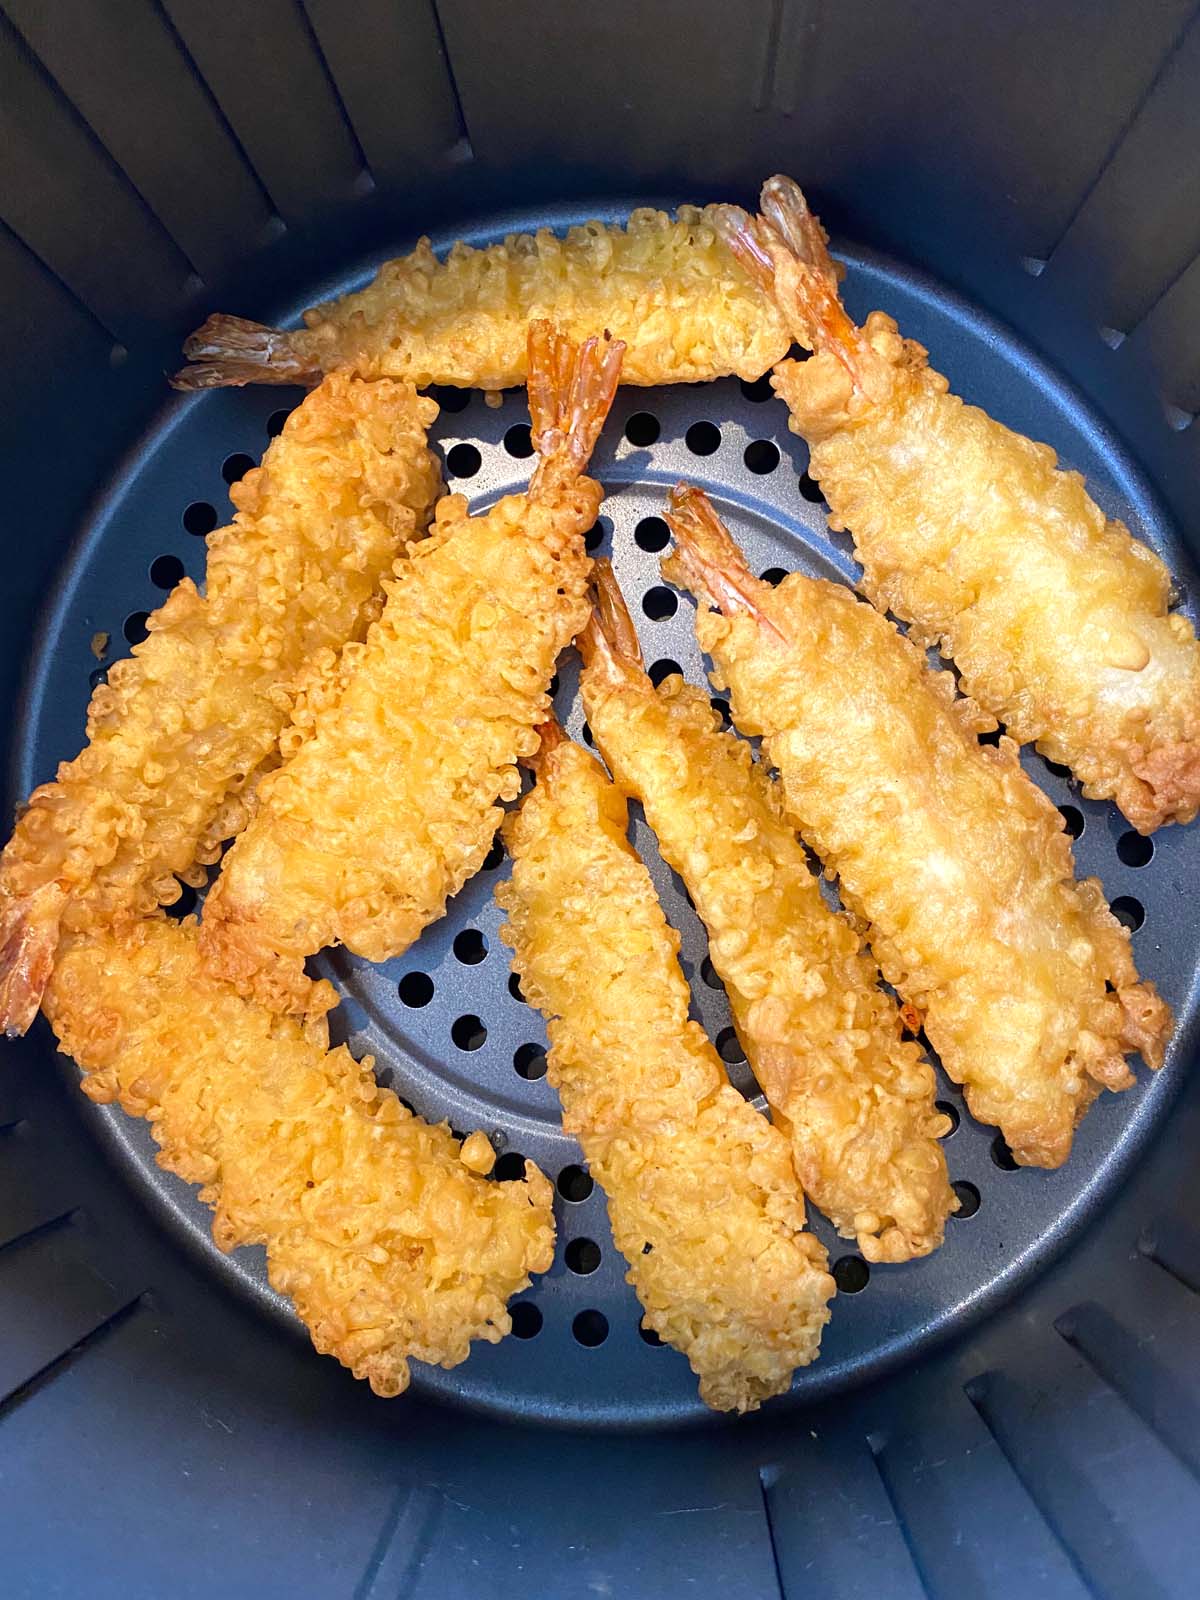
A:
0 373 441 1036
715 176 1200 833
579 561 954 1261
663 487 1171 1168
44 917 555 1397
171 204 789 391
497 720 833 1413
201 323 623 1017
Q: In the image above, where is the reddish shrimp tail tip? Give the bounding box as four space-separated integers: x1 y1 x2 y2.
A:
170 315 318 391
711 205 777 293
663 486 786 641
0 882 66 1036
759 176 838 287
584 560 644 671
527 322 624 484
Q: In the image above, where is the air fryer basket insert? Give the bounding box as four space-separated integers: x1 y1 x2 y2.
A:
4 3 1200 1594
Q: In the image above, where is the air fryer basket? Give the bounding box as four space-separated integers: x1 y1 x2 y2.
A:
3 4 1200 1596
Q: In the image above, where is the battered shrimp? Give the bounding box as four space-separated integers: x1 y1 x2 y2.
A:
0 374 441 1036
171 204 788 391
579 563 954 1261
497 721 834 1414
663 487 1171 1169
43 917 554 1397
201 324 623 1017
715 177 1200 833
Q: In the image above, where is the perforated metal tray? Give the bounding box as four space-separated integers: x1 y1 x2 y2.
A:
15 203 1198 1429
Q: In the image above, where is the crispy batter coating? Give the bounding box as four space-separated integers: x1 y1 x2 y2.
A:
201 326 622 1016
579 563 954 1262
43 917 555 1397
664 487 1171 1169
497 724 833 1413
0 374 441 1037
172 205 789 391
716 177 1200 833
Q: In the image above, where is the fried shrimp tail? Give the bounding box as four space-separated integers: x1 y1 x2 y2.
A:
201 324 623 1016
172 205 790 391
176 313 324 388
743 175 1200 833
0 374 441 1035
43 918 554 1396
580 562 954 1262
497 725 833 1412
664 489 1172 1169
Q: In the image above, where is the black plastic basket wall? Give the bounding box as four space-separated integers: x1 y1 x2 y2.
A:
3 4 1200 1598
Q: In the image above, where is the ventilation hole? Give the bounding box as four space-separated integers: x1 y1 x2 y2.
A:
582 721 594 747
557 1164 593 1202
431 384 471 414
634 516 670 553
508 971 527 1004
398 972 434 1008
649 658 682 688
88 667 108 690
799 472 825 504
760 567 787 587
744 439 780 475
183 500 218 537
716 1026 745 1065
585 516 611 553
222 452 255 485
1117 831 1154 867
572 1309 609 1347
494 1151 527 1181
453 929 487 965
446 442 482 479
166 883 197 920
952 1180 982 1218
565 1237 601 1275
642 585 678 621
1044 757 1072 780
123 611 150 646
685 421 721 456
936 1100 960 1137
451 1014 487 1051
482 834 505 872
504 422 534 458
1111 896 1145 932
639 1323 664 1347
514 1043 548 1080
624 412 660 447
1059 804 1084 840
991 1133 1019 1171
710 697 731 730
510 1301 542 1339
149 554 185 591
740 375 774 403
266 407 292 438
833 1255 870 1294
700 956 724 990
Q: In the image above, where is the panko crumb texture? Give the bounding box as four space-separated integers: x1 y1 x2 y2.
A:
201 478 600 1015
498 737 833 1413
0 372 440 961
297 206 791 388
43 918 554 1397
581 654 955 1263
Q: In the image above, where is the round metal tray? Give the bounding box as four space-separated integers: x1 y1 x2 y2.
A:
17 201 1199 1429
